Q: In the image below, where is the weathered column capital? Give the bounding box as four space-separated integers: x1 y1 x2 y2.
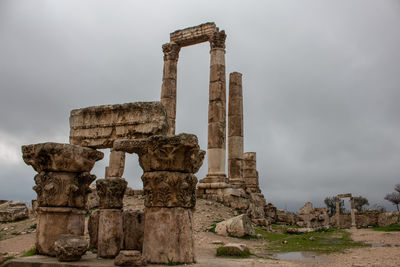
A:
209 30 226 50
162 42 181 61
96 178 127 209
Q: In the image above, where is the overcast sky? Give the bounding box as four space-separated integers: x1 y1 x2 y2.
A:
1 0 399 212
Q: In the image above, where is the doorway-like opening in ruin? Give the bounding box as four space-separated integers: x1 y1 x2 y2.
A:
176 42 210 180
124 153 143 190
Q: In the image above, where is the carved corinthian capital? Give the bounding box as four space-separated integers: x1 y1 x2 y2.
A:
210 30 226 49
162 42 180 61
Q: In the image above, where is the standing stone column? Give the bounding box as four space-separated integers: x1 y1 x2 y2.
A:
205 30 227 182
105 149 125 178
96 178 127 258
114 134 205 264
160 42 180 136
350 197 356 228
335 197 341 228
21 143 103 256
228 72 244 188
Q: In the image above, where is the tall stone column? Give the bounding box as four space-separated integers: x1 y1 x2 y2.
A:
160 42 180 136
105 149 125 178
350 197 356 228
21 143 103 256
335 197 341 228
96 178 127 258
205 30 227 182
228 72 244 188
113 134 205 264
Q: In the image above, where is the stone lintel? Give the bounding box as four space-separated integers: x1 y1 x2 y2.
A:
170 22 218 47
337 193 352 198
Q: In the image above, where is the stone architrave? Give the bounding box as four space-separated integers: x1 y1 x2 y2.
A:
105 149 125 178
228 72 244 188
21 142 103 256
96 178 127 258
69 102 169 149
114 133 205 264
160 42 180 136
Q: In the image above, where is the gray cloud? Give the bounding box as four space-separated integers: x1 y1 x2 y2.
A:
1 0 399 212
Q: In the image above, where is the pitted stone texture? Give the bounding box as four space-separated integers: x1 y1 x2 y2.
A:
88 209 99 250
0 201 29 222
170 22 217 47
98 209 123 258
115 250 147 266
114 134 205 173
96 178 127 209
54 234 87 262
123 209 145 251
142 207 195 264
69 102 168 149
33 172 95 208
215 214 255 237
142 172 197 208
22 142 103 173
36 207 85 256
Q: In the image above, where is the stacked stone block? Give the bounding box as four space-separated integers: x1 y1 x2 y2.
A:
243 152 260 193
21 142 103 256
114 133 205 264
96 178 127 258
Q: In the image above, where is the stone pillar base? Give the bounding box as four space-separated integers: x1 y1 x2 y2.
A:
98 209 123 258
229 178 246 189
142 207 195 264
36 207 86 256
199 173 229 184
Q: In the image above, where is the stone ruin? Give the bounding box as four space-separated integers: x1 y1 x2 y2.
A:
19 22 271 265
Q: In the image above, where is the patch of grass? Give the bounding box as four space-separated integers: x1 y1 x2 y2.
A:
21 247 36 257
373 224 400 232
167 258 183 265
256 227 368 254
29 223 37 230
216 246 251 258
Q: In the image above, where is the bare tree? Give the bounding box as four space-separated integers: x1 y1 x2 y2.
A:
395 183 400 193
353 196 369 212
384 191 400 212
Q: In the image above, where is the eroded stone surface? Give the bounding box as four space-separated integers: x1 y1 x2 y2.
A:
115 250 147 266
33 172 95 208
22 142 103 173
215 214 255 237
54 234 87 262
36 207 86 256
114 134 205 173
123 209 145 251
88 209 99 250
96 178 127 209
98 209 123 258
0 201 29 222
142 172 197 208
70 102 168 149
142 207 195 264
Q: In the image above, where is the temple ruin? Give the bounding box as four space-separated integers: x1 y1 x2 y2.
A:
18 22 269 265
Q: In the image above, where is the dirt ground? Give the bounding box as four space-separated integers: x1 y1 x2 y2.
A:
1 197 399 266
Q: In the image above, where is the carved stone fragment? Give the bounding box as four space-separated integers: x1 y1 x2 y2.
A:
33 172 95 208
114 134 205 173
96 178 127 209
142 172 197 208
22 142 103 173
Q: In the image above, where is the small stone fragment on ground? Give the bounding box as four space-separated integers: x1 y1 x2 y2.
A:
216 243 250 257
215 214 255 237
114 250 147 266
0 201 29 222
54 234 88 262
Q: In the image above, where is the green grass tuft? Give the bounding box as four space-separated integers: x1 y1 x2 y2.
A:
373 223 400 232
256 226 368 254
167 258 183 265
216 246 251 258
21 247 36 257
